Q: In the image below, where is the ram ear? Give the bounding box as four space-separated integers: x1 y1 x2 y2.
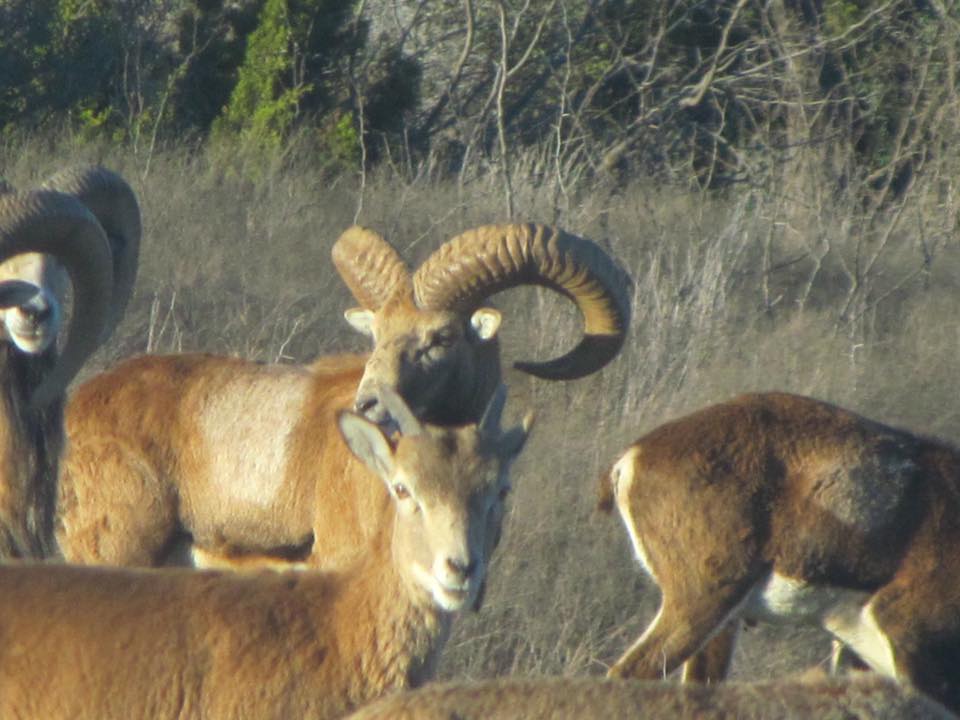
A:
344 308 375 338
469 308 501 342
479 384 507 436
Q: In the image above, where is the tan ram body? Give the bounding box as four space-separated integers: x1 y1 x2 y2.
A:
0 387 532 720
598 392 960 712
0 167 139 559
56 223 629 568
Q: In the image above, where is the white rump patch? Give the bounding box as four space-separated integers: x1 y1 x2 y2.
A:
613 447 657 583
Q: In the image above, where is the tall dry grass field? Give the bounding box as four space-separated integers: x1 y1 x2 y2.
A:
3 128 960 684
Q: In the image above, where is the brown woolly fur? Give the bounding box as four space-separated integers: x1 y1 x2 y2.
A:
346 673 957 720
0 345 61 558
57 223 626 571
603 392 960 713
57 353 366 567
3 393 531 720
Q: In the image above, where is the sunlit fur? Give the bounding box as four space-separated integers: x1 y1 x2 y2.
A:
0 396 531 720
56 307 498 569
599 392 960 712
58 223 625 573
345 672 957 720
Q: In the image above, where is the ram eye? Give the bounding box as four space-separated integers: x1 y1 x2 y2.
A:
497 484 511 501
393 483 411 500
432 332 456 348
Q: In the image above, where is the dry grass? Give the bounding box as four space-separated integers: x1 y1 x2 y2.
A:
3 130 960 684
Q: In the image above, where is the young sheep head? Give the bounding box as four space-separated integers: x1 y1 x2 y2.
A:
337 384 533 612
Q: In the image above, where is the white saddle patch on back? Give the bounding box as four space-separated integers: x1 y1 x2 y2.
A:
202 369 310 509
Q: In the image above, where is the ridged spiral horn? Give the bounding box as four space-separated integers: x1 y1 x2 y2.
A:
413 223 631 380
41 165 141 344
332 226 412 310
0 190 113 407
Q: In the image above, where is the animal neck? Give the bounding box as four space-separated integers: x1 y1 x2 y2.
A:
329 513 452 701
0 345 60 559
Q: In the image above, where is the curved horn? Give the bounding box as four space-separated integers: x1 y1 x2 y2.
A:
0 190 113 407
331 226 411 310
413 223 632 380
41 165 141 343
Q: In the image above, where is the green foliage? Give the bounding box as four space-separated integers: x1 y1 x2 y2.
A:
51 0 124 128
824 0 866 35
0 0 955 192
166 0 262 135
0 0 57 131
327 113 361 165
213 0 361 153
0 0 125 136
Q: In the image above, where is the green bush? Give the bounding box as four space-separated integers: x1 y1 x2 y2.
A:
213 0 361 154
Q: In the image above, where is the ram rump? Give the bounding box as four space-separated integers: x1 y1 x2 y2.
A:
0 167 139 559
0 387 533 720
56 222 629 567
599 392 960 712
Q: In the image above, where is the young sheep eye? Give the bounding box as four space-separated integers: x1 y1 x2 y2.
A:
497 484 511 501
393 483 411 500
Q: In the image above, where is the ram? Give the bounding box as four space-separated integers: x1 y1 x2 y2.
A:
0 167 139 559
0 386 532 720
57 223 629 569
598 392 960 712
346 673 956 720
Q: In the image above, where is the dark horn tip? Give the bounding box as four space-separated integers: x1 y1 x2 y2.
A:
513 333 626 380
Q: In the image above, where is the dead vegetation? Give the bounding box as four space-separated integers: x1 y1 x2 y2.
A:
3 126 959 688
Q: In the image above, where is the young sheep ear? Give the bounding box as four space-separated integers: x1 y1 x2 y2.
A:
377 384 423 437
337 410 396 479
344 307 375 338
479 384 507 436
0 280 39 309
469 307 501 342
501 412 534 459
